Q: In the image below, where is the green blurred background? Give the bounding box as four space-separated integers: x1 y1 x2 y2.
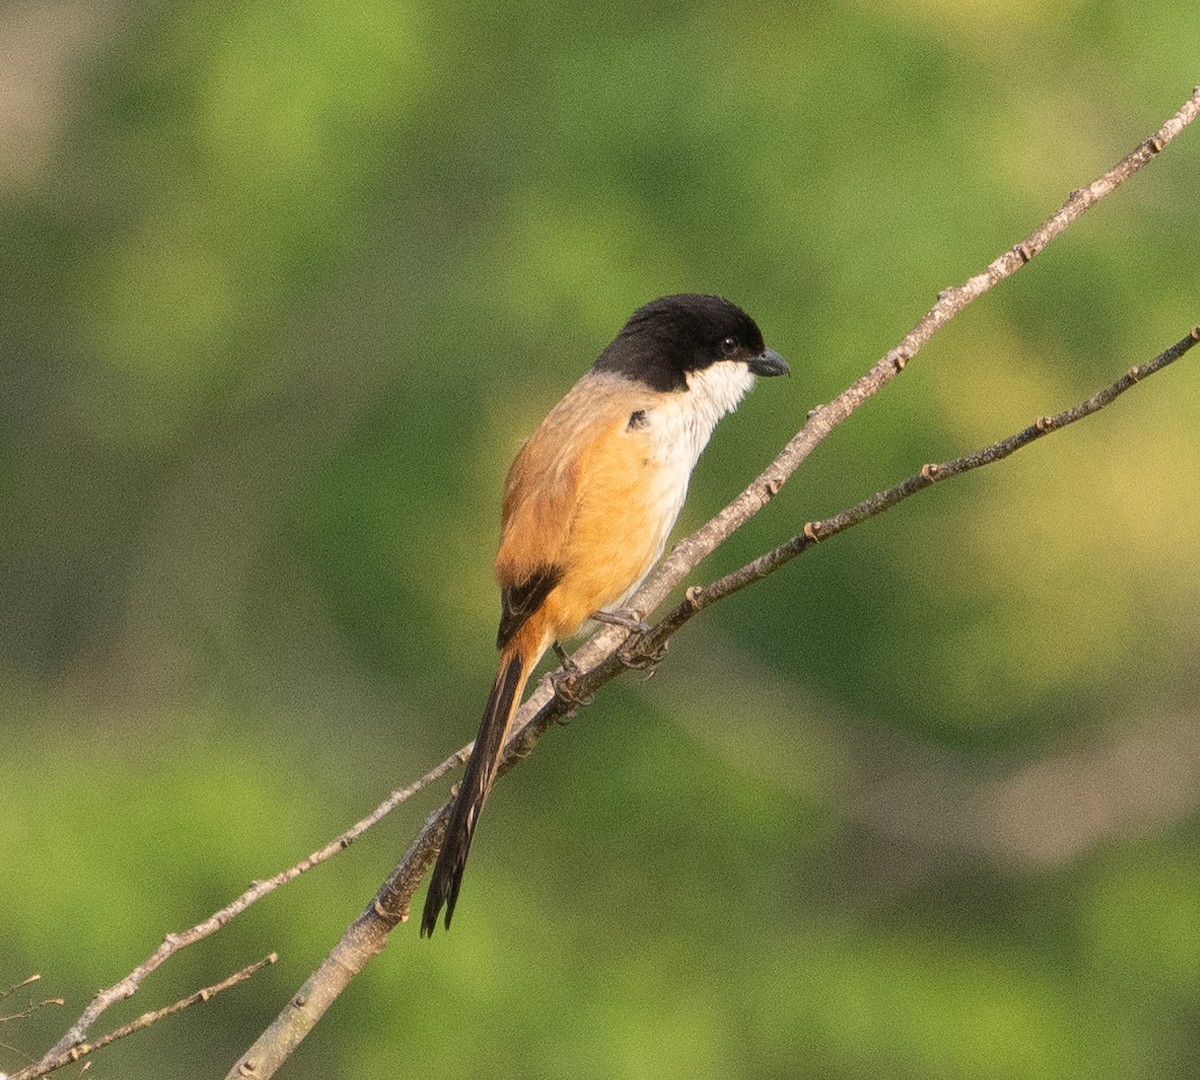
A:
3 1 1199 1076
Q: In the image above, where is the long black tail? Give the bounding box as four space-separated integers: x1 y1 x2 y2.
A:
421 651 527 935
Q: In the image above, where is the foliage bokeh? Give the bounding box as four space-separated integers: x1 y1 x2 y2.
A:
3 1 1199 1076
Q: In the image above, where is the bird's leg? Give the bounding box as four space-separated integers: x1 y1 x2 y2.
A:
550 641 592 708
551 639 582 676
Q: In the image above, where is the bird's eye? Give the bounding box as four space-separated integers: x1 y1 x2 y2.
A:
720 336 739 355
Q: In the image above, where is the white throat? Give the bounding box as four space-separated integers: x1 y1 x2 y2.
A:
681 361 757 458
643 360 757 513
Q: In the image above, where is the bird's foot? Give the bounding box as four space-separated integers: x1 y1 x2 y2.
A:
551 642 593 709
618 635 669 673
590 609 665 672
589 608 653 636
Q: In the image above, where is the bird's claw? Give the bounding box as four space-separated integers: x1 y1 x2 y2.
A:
617 635 669 673
551 664 594 709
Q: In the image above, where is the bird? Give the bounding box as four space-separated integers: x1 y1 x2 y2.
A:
420 293 788 935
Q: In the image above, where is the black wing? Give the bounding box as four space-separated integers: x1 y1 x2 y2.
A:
496 565 562 648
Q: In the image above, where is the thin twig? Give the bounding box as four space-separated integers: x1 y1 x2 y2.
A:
0 975 60 1026
11 956 276 1080
0 975 43 1001
224 88 1200 1080
622 84 1200 629
638 326 1200 652
0 999 63 1026
35 753 464 1066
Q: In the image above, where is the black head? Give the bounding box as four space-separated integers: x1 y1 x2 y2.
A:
592 294 788 392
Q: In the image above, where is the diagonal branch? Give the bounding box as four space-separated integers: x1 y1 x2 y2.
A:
11 955 276 1080
223 86 1200 1080
25 85 1197 1080
637 326 1200 653
226 330 1198 1080
625 83 1200 626
34 753 465 1067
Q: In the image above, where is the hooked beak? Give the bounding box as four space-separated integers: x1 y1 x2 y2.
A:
748 347 789 377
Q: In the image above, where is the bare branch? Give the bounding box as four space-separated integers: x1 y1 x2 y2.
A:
0 976 43 1001
11 956 276 1080
624 83 1200 627
224 88 1200 1080
33 753 464 1068
639 326 1200 651
0 975 59 1027
0 999 64 1027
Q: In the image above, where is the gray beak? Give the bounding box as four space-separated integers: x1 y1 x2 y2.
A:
748 347 789 377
